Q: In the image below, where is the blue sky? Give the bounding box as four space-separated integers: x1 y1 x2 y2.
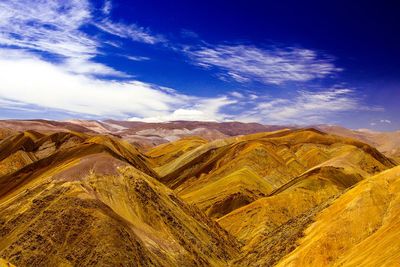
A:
0 0 399 130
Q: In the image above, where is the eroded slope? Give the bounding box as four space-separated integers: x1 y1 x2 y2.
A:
0 132 239 266
276 165 400 266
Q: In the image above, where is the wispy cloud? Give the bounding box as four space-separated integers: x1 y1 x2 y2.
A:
370 119 392 127
94 19 165 44
125 55 150 61
0 0 162 77
235 88 361 124
230 91 245 98
0 0 94 59
180 29 200 39
62 58 129 77
102 0 112 15
184 44 340 85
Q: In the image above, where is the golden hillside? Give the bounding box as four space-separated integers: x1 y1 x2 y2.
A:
276 165 400 266
0 127 399 266
0 131 238 266
153 129 394 220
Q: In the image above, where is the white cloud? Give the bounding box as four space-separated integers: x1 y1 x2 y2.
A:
94 19 165 44
185 44 340 85
0 49 234 120
236 88 359 124
230 91 244 98
125 55 150 61
380 119 391 124
102 0 112 14
0 49 379 124
0 0 94 58
0 0 163 78
129 96 236 122
249 94 258 100
61 57 129 77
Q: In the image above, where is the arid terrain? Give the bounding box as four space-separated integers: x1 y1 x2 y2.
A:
0 120 399 266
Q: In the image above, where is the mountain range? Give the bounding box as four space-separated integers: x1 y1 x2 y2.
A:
0 120 399 266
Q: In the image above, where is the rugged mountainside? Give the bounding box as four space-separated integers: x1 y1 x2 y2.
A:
276 165 400 266
0 122 399 266
0 131 238 266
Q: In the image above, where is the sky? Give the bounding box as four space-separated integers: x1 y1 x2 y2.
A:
0 0 399 130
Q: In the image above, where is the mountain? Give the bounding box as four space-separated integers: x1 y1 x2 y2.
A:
0 119 289 151
2 120 399 161
154 129 394 217
0 120 96 134
0 120 399 266
0 131 238 266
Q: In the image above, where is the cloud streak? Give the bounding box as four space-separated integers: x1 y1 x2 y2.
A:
0 0 162 77
102 0 112 15
185 44 340 85
0 0 94 59
235 88 360 124
94 19 165 45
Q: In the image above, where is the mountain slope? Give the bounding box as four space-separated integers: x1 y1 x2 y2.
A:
0 125 399 266
154 129 394 221
0 131 239 266
182 167 273 218
146 136 208 167
276 165 400 266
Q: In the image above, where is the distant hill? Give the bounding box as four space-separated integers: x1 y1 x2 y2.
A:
316 124 400 162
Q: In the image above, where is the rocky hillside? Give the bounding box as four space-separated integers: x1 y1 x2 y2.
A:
0 124 399 266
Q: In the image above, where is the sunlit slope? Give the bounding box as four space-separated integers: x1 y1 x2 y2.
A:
146 136 208 167
0 132 239 266
182 167 273 218
155 130 295 189
0 150 36 177
218 170 341 245
219 166 376 266
0 131 157 183
214 132 395 266
0 258 15 267
276 165 400 266
154 129 394 219
221 166 349 266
